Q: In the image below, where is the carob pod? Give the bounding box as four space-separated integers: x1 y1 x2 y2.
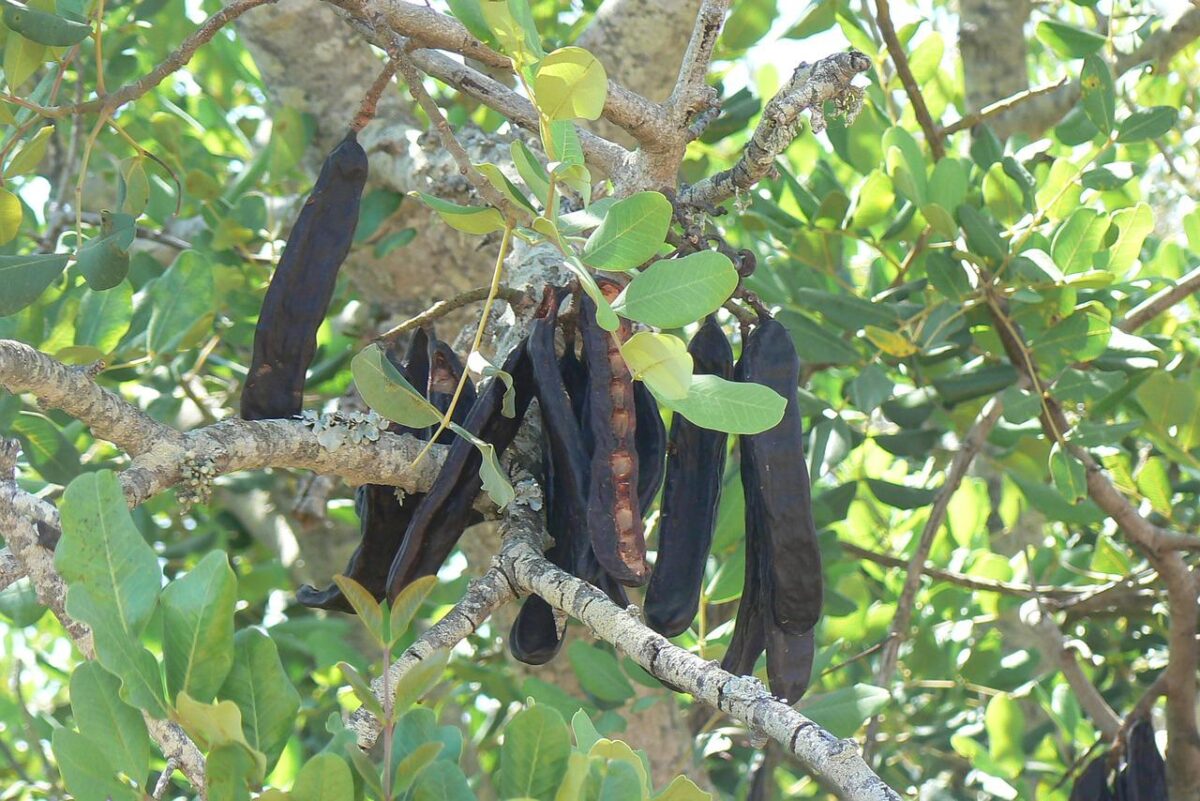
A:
426 336 476 444
633 382 666 510
737 318 822 635
580 281 647 586
1116 719 1166 801
510 290 583 665
241 131 368 421
386 339 535 600
1071 755 1115 801
297 332 430 612
644 316 733 637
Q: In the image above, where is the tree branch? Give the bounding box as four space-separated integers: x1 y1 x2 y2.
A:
1118 265 1200 333
873 0 944 159
939 76 1070 137
678 50 871 209
0 443 208 793
352 502 902 800
10 0 280 118
665 0 730 127
863 396 1005 759
0 548 23 594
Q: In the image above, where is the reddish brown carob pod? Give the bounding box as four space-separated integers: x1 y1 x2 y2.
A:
579 280 647 586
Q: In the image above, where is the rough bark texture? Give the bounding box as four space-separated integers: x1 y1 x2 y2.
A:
958 0 1032 133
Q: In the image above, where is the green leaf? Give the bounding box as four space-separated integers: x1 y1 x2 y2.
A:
291 753 354 801
777 311 860 365
849 170 895 230
1031 304 1111 367
74 281 132 355
541 119 584 167
75 211 136 291
795 684 889 738
866 478 936 510
414 192 507 235
611 251 737 328
12 410 80 484
882 126 927 204
480 0 543 64
120 158 150 216
956 205 1007 264
475 162 537 214
394 648 451 713
1 0 90 45
174 693 261 766
1035 20 1106 58
980 164 1024 226
413 759 477 801
510 139 551 202
57 470 167 716
390 574 438 642
446 0 493 44
654 374 785 435
721 0 776 50
568 642 635 706
1049 443 1087 504
67 662 150 784
3 31 46 91
448 422 516 508
391 740 444 796
850 364 894 412
205 743 257 801
1136 456 1173 516
352 343 444 428
4 123 53 177
656 775 712 801
785 0 836 39
582 191 671 271
353 189 403 244
51 729 141 801
594 755 644 801
374 227 417 258
571 709 601 752
337 661 385 719
926 252 973 301
332 576 385 645
620 331 692 400
534 46 608 121
1080 56 1115 134
985 692 1026 776
219 628 301 770
1103 203 1153 273
146 250 215 357
0 252 68 315
1135 372 1200 451
499 703 571 800
1116 106 1178 143
1051 208 1109 273
0 187 21 243
161 551 237 703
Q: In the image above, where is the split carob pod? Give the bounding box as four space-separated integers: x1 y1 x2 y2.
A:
1116 719 1167 800
427 336 477 444
580 280 648 586
296 331 433 612
644 315 733 637
241 131 368 421
725 317 821 702
386 338 535 601
510 289 582 664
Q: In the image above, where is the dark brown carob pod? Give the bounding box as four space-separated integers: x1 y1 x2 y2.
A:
1071 755 1115 801
633 382 666 510
1116 719 1166 801
241 131 368 420
297 332 429 612
765 624 816 703
719 485 766 678
737 318 822 635
580 281 647 586
426 336 476 444
386 339 535 601
645 316 733 637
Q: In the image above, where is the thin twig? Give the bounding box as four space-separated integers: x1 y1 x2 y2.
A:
15 0 280 119
940 76 1070 136
1117 265 1200 332
873 0 944 159
376 285 529 344
351 58 400 133
152 758 178 800
863 395 1006 760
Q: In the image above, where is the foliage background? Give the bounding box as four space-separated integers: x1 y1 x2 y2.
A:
1 0 1199 799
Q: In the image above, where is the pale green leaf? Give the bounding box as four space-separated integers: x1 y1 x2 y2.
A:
620 331 692 400
611 251 737 328
161 551 237 703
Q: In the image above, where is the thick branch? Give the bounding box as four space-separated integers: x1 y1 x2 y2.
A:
678 50 870 209
0 339 184 455
665 0 730 126
0 548 22 594
353 503 901 800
